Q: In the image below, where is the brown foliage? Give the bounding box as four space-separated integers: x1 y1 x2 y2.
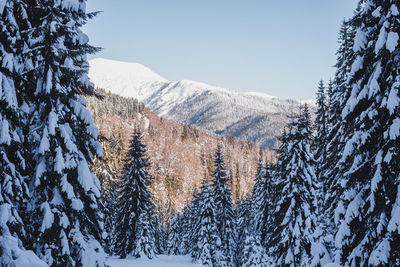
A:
88 90 277 214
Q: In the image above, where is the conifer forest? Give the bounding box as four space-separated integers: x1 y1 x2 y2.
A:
1 0 400 266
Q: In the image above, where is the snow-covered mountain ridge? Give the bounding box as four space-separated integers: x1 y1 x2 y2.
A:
89 58 314 147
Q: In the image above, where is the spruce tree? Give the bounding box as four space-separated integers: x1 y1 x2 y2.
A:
179 190 201 257
314 80 328 163
192 178 226 267
211 145 236 266
0 1 47 265
241 227 268 267
235 196 252 267
114 129 156 259
328 20 355 127
314 21 355 265
0 0 27 246
331 1 400 265
189 185 206 260
252 161 274 247
251 159 266 233
167 213 182 255
134 208 157 258
93 134 119 254
326 79 334 120
13 0 106 266
320 20 357 260
181 200 195 255
312 80 332 266
154 211 167 255
264 129 290 253
268 112 318 267
302 103 313 132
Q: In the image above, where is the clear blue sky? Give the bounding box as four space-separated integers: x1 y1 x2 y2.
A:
84 0 358 99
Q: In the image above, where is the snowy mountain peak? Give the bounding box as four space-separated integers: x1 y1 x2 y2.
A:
89 58 168 99
88 58 314 147
89 58 279 101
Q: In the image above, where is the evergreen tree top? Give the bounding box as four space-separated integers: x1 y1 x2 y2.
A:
256 158 264 177
200 176 212 193
124 128 149 166
286 109 313 144
212 144 228 185
316 80 326 108
213 144 225 166
315 80 328 155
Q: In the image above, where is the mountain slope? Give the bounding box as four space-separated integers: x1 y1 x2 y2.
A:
89 58 313 147
89 58 168 100
87 89 273 214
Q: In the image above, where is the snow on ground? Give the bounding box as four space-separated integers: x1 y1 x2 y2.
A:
106 255 203 267
0 235 48 267
107 257 342 267
323 264 341 267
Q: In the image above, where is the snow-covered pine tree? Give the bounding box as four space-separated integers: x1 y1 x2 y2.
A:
185 190 201 257
192 178 226 267
302 103 313 132
134 207 157 259
180 199 195 255
93 133 119 254
114 129 156 259
234 196 251 266
268 111 318 267
314 80 328 163
325 20 356 180
251 159 266 233
241 226 268 267
0 1 48 266
254 161 275 247
320 20 357 260
264 129 289 249
311 80 333 267
211 145 236 266
309 225 331 267
14 0 106 266
328 20 355 127
317 21 357 263
331 1 400 265
188 188 203 259
251 158 276 248
167 213 182 255
0 0 27 248
326 79 334 120
154 210 167 255
235 196 251 266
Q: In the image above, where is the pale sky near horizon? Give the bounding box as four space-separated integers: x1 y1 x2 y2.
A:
84 1 358 99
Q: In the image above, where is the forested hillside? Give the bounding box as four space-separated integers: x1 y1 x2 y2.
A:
87 89 275 215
